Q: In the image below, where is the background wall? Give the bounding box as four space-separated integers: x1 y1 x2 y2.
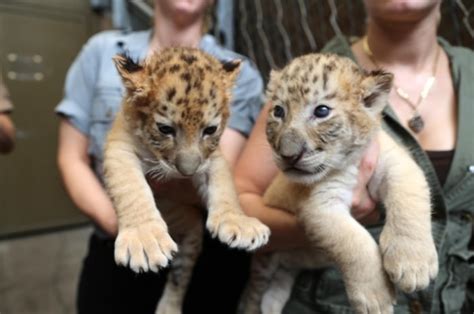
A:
0 2 104 313
0 0 103 237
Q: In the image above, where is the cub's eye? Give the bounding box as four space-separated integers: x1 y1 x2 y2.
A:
157 124 175 135
314 105 331 118
203 126 218 136
273 105 285 119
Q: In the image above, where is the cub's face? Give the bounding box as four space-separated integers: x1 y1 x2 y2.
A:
266 53 392 184
114 48 240 178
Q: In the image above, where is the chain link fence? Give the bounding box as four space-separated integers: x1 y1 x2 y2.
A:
233 0 474 81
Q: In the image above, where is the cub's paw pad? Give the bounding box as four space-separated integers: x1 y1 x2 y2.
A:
114 221 178 273
206 213 270 250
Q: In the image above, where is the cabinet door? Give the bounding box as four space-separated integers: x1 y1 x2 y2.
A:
0 3 97 236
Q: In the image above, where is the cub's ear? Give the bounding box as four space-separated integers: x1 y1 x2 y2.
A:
361 70 393 114
266 69 282 98
221 59 241 86
268 70 281 89
113 53 145 91
268 69 281 84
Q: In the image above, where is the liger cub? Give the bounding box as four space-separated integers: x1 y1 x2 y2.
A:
103 47 270 314
241 53 438 314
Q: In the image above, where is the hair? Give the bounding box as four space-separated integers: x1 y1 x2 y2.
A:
202 2 216 34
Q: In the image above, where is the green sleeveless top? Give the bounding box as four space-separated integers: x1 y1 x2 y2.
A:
283 37 474 314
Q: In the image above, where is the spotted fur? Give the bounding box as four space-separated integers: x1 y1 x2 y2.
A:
103 47 270 314
241 54 438 314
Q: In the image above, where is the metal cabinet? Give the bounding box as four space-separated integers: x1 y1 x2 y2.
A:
0 1 101 236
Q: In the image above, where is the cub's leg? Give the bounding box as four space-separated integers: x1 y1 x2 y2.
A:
156 223 203 314
260 265 297 314
260 250 329 314
240 253 280 314
373 132 438 293
104 112 178 273
241 250 329 314
204 151 270 250
301 171 395 314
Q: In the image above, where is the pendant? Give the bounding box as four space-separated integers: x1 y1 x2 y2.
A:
408 114 424 133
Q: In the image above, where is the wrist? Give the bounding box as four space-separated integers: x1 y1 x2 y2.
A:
93 208 118 237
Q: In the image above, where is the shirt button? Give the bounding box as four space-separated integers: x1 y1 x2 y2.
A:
462 211 473 222
468 165 474 173
409 299 423 314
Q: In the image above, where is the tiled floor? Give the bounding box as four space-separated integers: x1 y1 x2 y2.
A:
0 226 92 314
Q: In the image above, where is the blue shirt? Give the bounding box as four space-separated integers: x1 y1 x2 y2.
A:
56 30 264 178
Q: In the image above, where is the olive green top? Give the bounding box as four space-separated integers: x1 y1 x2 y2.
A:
283 37 474 314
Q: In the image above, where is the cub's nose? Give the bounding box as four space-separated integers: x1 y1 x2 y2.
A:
278 129 306 166
280 149 304 166
176 153 201 176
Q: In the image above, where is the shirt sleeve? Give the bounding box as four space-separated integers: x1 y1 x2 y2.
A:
227 59 264 137
55 33 103 135
0 81 13 113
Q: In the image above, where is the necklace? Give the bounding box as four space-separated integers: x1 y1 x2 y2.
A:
362 36 441 133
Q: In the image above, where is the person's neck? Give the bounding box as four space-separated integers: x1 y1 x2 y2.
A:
150 10 203 52
366 14 439 71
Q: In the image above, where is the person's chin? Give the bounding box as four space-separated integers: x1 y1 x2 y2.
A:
369 0 439 22
171 1 206 17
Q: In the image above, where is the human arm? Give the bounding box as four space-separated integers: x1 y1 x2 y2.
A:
55 33 120 235
57 119 118 236
0 113 15 154
351 139 380 224
0 81 15 154
220 127 246 168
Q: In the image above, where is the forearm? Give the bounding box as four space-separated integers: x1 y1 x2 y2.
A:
239 193 308 251
219 127 247 169
58 157 117 236
0 114 15 153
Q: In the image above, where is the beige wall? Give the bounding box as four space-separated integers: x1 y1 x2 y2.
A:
0 0 105 237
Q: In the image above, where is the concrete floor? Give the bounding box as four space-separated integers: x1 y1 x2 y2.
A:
0 226 92 314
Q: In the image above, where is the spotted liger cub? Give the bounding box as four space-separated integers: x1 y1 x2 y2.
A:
241 53 438 314
103 47 270 314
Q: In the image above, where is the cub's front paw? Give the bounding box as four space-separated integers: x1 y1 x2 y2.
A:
206 212 270 250
380 227 438 293
346 267 396 314
115 220 178 273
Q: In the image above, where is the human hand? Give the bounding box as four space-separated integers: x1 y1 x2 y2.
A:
351 139 380 225
0 113 15 153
